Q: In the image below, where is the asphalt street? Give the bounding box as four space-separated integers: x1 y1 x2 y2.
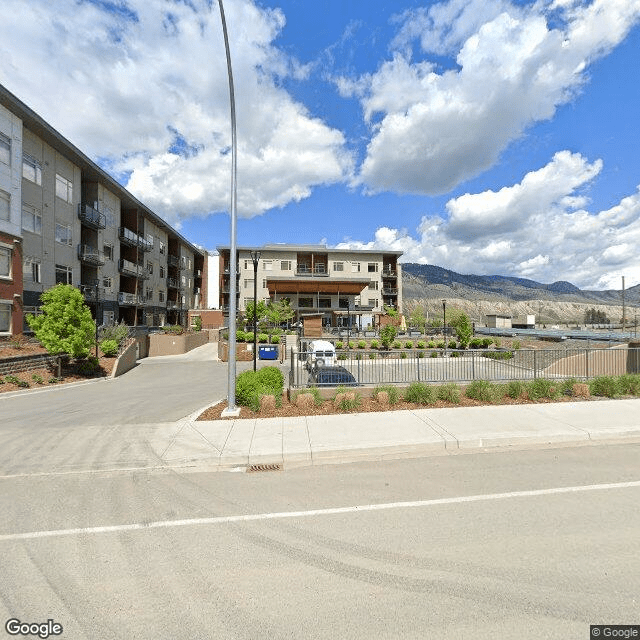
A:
1 445 639 639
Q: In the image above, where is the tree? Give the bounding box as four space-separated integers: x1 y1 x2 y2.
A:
245 300 268 326
409 308 427 333
27 284 96 357
584 308 609 324
379 324 397 349
266 299 295 327
452 312 473 348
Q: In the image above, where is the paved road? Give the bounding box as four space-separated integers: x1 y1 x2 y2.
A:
1 445 638 639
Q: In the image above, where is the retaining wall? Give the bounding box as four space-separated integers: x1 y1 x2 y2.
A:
148 331 210 357
0 353 61 376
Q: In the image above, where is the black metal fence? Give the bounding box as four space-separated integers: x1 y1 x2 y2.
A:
289 347 640 388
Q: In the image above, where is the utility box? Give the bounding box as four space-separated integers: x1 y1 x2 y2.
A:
259 345 278 360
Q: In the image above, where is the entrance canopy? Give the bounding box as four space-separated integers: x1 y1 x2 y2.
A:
266 277 369 295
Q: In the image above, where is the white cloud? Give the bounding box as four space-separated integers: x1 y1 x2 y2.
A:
0 0 353 223
334 152 640 289
350 0 640 195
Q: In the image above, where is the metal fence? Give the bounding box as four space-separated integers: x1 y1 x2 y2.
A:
289 347 640 388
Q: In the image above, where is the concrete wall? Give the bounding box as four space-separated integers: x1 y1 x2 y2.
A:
148 331 209 357
111 339 138 378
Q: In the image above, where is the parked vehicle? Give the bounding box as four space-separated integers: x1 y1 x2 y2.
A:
305 340 337 370
309 365 358 387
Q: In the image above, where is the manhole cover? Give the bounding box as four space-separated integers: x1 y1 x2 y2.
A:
247 463 282 473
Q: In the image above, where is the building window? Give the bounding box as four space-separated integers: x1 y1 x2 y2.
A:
262 279 267 289
146 288 153 301
24 258 41 283
159 266 165 278
159 241 165 255
55 174 73 203
318 298 331 309
0 303 11 333
181 275 186 285
0 133 10 166
104 244 113 260
55 264 72 285
369 280 378 290
368 298 378 309
0 190 9 222
188 258 191 269
333 262 344 272
22 155 42 185
147 261 153 275
281 260 291 271
298 297 313 308
103 276 112 290
103 204 116 228
0 246 11 279
244 278 254 289
352 262 360 272
55 223 72 246
159 290 165 302
263 260 273 271
22 204 42 234
368 263 378 273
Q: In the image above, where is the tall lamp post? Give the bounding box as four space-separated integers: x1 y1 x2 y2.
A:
250 250 261 372
442 299 447 357
93 279 101 358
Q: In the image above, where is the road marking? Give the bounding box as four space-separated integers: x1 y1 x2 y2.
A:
1 480 639 542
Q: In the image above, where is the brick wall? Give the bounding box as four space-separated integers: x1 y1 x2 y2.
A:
0 231 23 336
0 353 60 376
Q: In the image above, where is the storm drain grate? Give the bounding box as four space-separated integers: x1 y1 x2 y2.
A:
247 463 282 473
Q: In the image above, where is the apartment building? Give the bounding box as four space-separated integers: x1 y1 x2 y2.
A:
0 84 205 336
217 244 403 330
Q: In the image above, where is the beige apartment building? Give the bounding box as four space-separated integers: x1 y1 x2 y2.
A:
0 84 205 335
217 244 403 330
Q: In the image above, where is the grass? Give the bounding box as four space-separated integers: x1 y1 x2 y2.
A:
374 385 401 405
403 382 435 405
465 380 502 403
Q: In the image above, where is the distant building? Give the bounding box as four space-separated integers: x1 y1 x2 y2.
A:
485 314 512 329
485 314 536 329
216 244 403 330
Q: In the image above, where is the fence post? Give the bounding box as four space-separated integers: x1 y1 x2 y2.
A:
585 346 589 380
533 350 537 379
417 353 421 382
471 350 475 381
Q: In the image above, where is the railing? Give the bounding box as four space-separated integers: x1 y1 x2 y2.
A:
289 347 640 388
382 288 398 295
382 269 397 278
296 265 329 277
195 269 202 278
166 277 181 289
119 227 153 251
77 244 105 266
118 292 144 305
78 284 105 300
118 258 148 279
168 255 185 269
78 203 106 229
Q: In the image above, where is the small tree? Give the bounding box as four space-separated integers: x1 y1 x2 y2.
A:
245 300 268 327
452 312 473 348
380 324 397 349
266 299 295 328
409 308 427 333
27 284 96 357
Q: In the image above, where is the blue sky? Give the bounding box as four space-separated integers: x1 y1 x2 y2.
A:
1 0 640 289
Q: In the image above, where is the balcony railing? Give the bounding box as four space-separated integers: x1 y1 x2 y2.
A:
167 277 182 289
77 244 105 266
118 292 143 305
195 269 202 278
78 284 105 300
118 258 148 280
78 203 106 229
382 288 398 295
119 227 153 252
296 265 329 277
382 269 397 278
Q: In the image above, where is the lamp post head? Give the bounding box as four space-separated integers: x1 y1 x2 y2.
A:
250 250 261 265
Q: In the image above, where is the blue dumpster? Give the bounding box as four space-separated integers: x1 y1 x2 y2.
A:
258 345 278 360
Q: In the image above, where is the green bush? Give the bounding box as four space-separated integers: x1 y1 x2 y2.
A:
437 383 461 404
99 320 130 347
448 340 457 349
368 352 376 359
336 341 344 349
357 340 367 349
483 351 514 361
77 356 100 375
450 351 460 358
270 335 280 344
465 380 501 403
493 338 501 348
527 378 559 400
506 380 526 399
430 351 438 358
258 333 269 344
293 386 323 406
370 339 379 349
436 341 445 349
380 324 397 349
416 340 426 349
404 382 435 405
334 387 361 411
31 373 44 384
513 340 521 350
416 351 424 358
48 377 61 384
338 353 347 360
404 341 413 349
235 366 284 411
400 351 407 359
559 377 579 396
348 341 355 349
617 374 640 396
470 338 482 349
374 385 401 405
392 340 402 349
100 339 119 357
428 341 436 348
589 376 619 398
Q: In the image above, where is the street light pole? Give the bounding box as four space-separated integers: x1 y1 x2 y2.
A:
442 299 447 357
94 280 100 359
250 250 261 372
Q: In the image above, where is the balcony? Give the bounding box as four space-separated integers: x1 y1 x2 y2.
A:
118 292 143 306
78 284 105 300
166 277 182 289
296 264 328 277
221 286 240 294
77 244 105 266
119 227 153 252
118 258 148 280
194 269 202 278
78 203 106 229
382 269 397 278
382 287 398 296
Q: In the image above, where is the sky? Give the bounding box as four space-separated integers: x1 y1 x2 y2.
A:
1 0 640 290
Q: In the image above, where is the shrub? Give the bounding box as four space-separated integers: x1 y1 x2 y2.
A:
27 284 95 358
506 380 526 399
5 375 20 385
437 383 461 404
559 378 579 396
48 377 61 384
348 341 355 349
482 338 493 348
448 340 457 349
417 351 424 358
100 339 119 357
513 340 521 350
399 351 407 359
338 353 347 360
235 367 284 411
31 373 44 384
374 385 401 405
370 339 379 349
258 333 269 344
294 386 323 406
430 351 438 358
77 356 100 375
589 376 619 398
334 387 360 411
436 341 445 349
483 351 514 360
270 335 280 344
404 341 413 349
392 340 402 349
368 352 376 359
465 380 500 403
336 341 344 349
470 338 482 349
416 341 426 349
527 378 559 400
427 341 436 348
451 352 460 358
617 374 640 396
380 324 397 349
493 338 501 348
357 340 367 349
404 382 435 405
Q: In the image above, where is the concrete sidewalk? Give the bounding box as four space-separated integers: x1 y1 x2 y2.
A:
156 398 640 471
